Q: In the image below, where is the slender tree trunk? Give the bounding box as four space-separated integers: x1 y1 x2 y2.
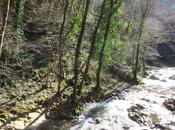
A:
95 0 122 91
133 1 149 81
77 0 106 95
72 0 90 104
57 0 68 93
95 0 114 92
133 43 140 80
0 0 10 58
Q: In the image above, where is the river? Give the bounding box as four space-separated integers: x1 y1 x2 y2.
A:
30 67 175 130
28 0 175 129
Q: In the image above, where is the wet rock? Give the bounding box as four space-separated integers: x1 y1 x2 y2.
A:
163 98 175 112
127 104 153 127
85 105 106 118
161 79 166 82
169 75 175 80
141 98 151 102
167 121 175 126
95 118 100 124
154 123 171 130
149 75 159 80
123 126 130 130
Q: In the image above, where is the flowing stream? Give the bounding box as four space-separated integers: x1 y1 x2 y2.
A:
67 67 175 130
25 1 175 129
32 67 175 130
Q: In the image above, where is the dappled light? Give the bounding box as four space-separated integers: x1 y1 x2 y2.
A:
0 0 175 130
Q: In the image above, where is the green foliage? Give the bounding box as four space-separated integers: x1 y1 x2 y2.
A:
0 0 151 119
94 0 131 67
67 11 82 43
75 104 83 115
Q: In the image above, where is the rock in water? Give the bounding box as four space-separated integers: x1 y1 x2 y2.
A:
95 118 100 124
163 98 175 112
127 104 153 127
123 126 130 130
149 75 159 80
169 75 175 80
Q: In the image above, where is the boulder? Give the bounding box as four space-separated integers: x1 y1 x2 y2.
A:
95 118 100 124
169 75 175 80
149 75 159 80
163 98 175 112
123 126 130 130
127 104 154 127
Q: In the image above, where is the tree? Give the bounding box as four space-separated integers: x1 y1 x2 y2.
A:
72 0 90 104
0 0 10 58
57 0 68 93
77 0 106 95
133 0 150 81
95 0 123 92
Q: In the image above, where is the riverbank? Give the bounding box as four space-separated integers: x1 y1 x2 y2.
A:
25 67 175 130
0 69 133 130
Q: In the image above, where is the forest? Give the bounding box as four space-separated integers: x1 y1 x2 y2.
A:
0 0 175 130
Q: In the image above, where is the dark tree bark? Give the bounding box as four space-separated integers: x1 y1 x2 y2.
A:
57 0 68 93
72 0 90 104
133 1 149 81
95 0 122 92
77 0 106 95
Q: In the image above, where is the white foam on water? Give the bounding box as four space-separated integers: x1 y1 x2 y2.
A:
70 67 175 130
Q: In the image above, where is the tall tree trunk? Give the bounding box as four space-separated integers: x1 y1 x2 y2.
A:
95 0 114 92
72 0 90 104
57 0 68 93
0 0 10 58
133 1 149 81
133 43 140 80
78 0 106 95
95 0 122 92
133 17 144 81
